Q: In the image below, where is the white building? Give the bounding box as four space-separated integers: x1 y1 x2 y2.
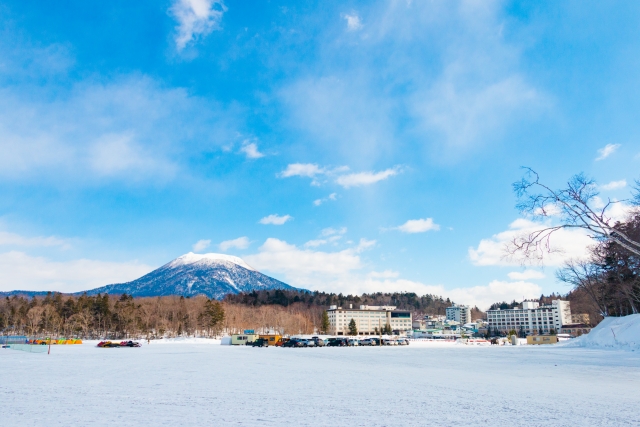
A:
486 300 571 335
446 304 471 324
327 305 412 336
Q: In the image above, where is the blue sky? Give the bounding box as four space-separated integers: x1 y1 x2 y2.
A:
1 0 639 308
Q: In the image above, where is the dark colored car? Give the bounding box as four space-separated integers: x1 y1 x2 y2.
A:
283 339 305 348
326 338 347 347
247 338 269 347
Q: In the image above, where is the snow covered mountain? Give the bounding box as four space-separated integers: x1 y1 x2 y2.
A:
83 252 297 299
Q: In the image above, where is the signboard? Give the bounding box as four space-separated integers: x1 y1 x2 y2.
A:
244 329 255 334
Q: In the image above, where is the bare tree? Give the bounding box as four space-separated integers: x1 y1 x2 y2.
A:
556 259 610 317
510 168 640 262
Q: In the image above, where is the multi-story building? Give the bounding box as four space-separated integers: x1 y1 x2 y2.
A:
486 300 571 335
327 305 412 335
446 304 471 325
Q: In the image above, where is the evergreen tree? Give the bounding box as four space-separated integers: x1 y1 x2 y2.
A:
201 300 225 336
321 310 330 334
348 318 358 336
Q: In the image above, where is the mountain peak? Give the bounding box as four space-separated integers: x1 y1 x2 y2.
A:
81 251 296 299
168 252 255 271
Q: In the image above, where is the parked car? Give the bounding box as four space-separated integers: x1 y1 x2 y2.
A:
369 338 381 346
397 338 409 346
305 339 316 347
327 338 347 347
275 338 289 347
347 339 359 346
283 339 300 348
310 337 325 347
248 338 269 347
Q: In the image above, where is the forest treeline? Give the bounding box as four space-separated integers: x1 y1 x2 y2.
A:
0 290 469 339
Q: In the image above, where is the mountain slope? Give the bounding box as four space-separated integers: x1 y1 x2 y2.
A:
83 252 297 299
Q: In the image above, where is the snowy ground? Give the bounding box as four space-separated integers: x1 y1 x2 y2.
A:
2 341 639 426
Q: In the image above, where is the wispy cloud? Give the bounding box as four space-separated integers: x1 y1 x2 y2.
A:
239 141 264 159
0 251 152 293
259 214 293 225
171 0 226 51
279 163 400 188
393 218 440 233
335 167 401 188
596 143 620 161
304 227 347 248
0 75 238 183
342 13 363 31
313 193 337 206
0 230 70 249
600 179 626 191
192 239 211 252
278 163 325 178
219 236 250 251
507 270 545 280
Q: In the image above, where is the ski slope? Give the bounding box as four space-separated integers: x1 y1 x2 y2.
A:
1 342 639 426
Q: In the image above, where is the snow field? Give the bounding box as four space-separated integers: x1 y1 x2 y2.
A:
1 342 639 426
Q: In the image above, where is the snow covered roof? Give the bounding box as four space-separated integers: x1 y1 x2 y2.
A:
167 252 256 271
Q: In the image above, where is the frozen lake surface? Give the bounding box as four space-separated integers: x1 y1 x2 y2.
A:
2 341 639 426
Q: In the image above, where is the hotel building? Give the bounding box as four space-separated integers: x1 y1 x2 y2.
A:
486 300 571 335
327 305 412 335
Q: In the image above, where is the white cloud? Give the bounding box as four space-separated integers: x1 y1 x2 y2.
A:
0 76 237 183
335 167 401 188
245 238 540 309
171 0 226 51
416 75 543 150
0 230 69 249
89 132 175 178
591 197 635 223
596 143 620 161
304 227 347 248
313 193 337 206
304 239 329 248
355 238 376 252
368 270 400 279
279 162 400 189
343 13 363 31
245 238 362 283
278 163 325 178
469 218 593 266
394 218 440 233
321 227 347 237
507 270 546 281
259 214 293 225
239 141 264 159
0 251 153 293
600 179 627 191
219 236 250 252
446 280 542 311
192 239 211 252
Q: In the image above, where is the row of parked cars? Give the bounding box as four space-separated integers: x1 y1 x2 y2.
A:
248 336 410 347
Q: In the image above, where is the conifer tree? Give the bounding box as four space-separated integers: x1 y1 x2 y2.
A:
348 318 357 336
321 310 330 334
